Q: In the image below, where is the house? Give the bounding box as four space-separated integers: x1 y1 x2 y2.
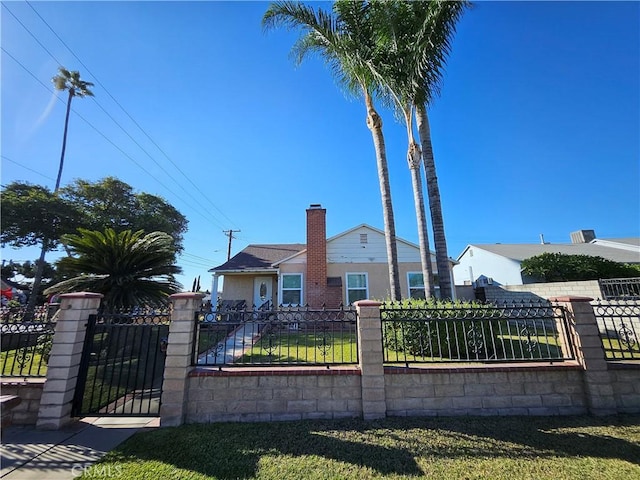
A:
453 230 640 287
209 204 455 308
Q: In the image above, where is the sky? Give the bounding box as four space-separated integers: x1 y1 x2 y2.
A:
1 0 639 292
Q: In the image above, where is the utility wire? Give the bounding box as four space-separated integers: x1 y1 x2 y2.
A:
0 46 226 229
1 155 56 182
25 0 239 229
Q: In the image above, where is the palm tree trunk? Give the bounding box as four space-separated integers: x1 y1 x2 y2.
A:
415 104 453 299
364 90 401 301
407 141 435 298
55 90 73 192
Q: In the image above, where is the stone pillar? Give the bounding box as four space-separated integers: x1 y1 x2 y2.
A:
160 292 204 427
550 296 617 415
355 300 386 420
36 292 103 430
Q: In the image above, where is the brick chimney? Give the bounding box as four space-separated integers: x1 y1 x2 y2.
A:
306 204 327 307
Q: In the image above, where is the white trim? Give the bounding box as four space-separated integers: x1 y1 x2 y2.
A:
280 272 303 306
346 272 369 305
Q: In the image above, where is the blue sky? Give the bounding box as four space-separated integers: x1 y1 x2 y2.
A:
2 0 638 291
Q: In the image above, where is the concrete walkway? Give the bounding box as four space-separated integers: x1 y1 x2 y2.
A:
197 321 263 365
0 417 158 480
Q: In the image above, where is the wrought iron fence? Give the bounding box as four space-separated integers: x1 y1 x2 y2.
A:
194 304 358 367
72 306 170 416
592 299 640 360
381 301 573 365
599 278 640 300
0 304 60 377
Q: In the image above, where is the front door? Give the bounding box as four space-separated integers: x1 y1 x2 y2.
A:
253 277 273 309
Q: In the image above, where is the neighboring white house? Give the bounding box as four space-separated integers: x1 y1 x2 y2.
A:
453 230 640 287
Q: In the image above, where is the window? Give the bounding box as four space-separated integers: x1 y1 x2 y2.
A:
281 274 302 305
346 273 368 305
408 272 441 299
407 272 426 299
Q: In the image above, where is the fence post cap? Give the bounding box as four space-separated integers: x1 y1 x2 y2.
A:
353 300 382 307
549 295 594 303
58 292 104 299
169 292 206 300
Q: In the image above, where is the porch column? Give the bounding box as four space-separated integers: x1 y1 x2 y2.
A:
211 273 220 309
36 292 103 430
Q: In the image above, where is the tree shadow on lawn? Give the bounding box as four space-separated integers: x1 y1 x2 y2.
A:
108 418 425 479
107 415 640 479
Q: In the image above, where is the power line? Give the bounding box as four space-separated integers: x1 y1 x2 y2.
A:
24 0 239 230
1 155 56 181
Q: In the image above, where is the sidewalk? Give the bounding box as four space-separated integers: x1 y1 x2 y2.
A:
0 417 158 480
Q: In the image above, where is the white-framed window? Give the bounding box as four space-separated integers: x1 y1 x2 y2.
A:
346 272 368 305
407 272 426 299
281 273 303 305
407 272 441 299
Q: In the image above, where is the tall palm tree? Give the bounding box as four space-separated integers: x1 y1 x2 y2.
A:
52 67 94 191
44 228 182 309
371 0 468 299
263 1 402 300
25 67 94 317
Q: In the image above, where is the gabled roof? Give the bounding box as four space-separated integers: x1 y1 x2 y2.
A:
273 224 428 266
209 244 305 273
459 242 640 264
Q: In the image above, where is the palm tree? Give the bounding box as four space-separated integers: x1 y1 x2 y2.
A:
44 228 182 309
370 0 469 299
52 67 94 191
263 1 402 300
25 67 94 317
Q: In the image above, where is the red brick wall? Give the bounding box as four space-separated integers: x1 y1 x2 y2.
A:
306 206 327 307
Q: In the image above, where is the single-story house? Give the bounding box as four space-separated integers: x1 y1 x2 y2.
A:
209 204 455 308
453 230 640 286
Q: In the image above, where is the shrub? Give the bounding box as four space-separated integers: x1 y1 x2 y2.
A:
382 298 503 360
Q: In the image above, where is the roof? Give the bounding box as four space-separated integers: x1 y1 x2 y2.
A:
210 244 306 273
462 242 640 264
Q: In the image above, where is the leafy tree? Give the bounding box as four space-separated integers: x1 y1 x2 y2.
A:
59 177 188 253
45 228 182 308
263 0 402 300
521 253 640 282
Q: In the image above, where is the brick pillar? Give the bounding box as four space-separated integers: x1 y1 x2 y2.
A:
355 300 386 420
36 292 103 430
550 296 617 415
160 292 204 427
306 204 327 307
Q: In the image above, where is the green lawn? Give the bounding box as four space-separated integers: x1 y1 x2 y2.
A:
86 415 640 479
0 347 49 377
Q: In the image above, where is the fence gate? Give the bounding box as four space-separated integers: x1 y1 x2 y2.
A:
72 309 170 417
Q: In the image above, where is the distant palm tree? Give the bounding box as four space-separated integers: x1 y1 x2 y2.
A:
263 1 402 300
52 67 94 191
25 67 94 317
45 228 182 309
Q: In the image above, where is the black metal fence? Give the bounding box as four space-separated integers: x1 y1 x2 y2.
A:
194 305 358 367
381 301 573 365
0 305 59 377
72 307 170 416
599 278 640 300
592 299 640 360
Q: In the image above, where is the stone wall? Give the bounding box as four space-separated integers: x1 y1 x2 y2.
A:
384 366 586 416
1 379 45 425
481 280 602 303
186 369 362 423
608 365 640 413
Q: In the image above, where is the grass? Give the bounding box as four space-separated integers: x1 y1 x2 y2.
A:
0 346 49 377
85 415 640 479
